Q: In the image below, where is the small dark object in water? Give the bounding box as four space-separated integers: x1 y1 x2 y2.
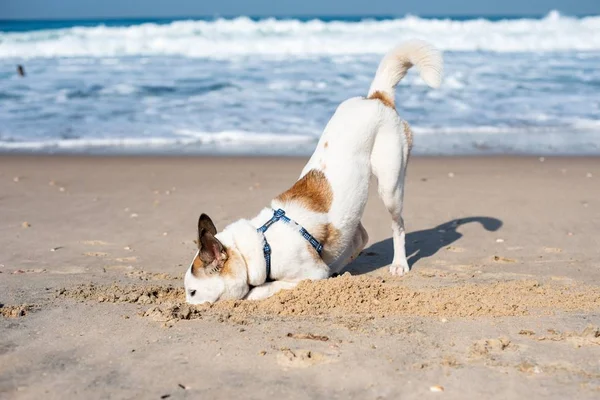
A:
17 65 26 77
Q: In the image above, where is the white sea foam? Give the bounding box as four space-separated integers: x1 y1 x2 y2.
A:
174 129 315 143
0 131 317 152
2 125 599 155
1 11 600 59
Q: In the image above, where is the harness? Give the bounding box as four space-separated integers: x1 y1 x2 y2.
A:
257 208 323 281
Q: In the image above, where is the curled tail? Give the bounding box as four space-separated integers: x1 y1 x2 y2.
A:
368 40 443 107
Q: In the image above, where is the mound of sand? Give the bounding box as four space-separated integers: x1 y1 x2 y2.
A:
0 304 36 318
57 274 600 325
58 284 183 305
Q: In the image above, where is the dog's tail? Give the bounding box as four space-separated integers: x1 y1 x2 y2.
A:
367 40 443 107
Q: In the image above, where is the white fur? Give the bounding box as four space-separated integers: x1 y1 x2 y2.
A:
185 39 443 304
368 39 443 96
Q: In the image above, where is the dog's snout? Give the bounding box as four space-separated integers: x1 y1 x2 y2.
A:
189 290 196 297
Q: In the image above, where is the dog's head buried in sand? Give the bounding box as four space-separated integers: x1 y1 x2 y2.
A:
184 39 443 305
184 214 262 304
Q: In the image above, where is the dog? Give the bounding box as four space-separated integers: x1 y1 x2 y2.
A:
185 39 443 304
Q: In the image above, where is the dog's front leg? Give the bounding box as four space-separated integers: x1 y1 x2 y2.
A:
245 281 299 301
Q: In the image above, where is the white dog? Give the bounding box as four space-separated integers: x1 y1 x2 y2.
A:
185 40 443 304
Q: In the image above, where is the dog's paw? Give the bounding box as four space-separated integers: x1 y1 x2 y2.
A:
389 263 410 276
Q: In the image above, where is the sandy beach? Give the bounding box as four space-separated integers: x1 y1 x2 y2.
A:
1 154 599 399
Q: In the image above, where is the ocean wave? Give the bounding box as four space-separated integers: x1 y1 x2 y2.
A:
1 11 600 59
0 131 317 151
2 125 599 156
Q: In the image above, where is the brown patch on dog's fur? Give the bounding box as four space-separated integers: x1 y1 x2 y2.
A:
192 248 238 278
306 223 342 262
193 251 235 278
191 254 205 277
402 121 413 150
307 224 329 245
276 169 333 213
324 141 328 148
323 224 342 258
324 223 341 246
220 249 240 278
368 91 395 109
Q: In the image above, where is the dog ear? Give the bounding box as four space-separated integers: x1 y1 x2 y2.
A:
198 229 221 257
197 214 227 274
198 213 217 237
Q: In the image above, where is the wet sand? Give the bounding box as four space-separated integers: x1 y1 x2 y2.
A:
1 155 599 399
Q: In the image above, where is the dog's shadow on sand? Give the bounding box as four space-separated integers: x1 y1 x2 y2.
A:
342 216 503 275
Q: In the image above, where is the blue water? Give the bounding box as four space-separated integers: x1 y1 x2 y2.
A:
0 14 568 32
1 11 599 155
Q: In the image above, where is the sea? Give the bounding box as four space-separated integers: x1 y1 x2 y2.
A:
1 11 599 155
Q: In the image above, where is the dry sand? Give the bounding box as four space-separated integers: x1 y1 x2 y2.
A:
1 155 600 399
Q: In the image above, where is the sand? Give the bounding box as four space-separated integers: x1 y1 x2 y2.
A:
59 275 600 321
1 155 600 399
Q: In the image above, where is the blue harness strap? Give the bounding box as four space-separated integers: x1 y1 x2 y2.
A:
257 209 323 281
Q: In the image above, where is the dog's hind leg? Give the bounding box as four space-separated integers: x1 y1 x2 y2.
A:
371 120 411 276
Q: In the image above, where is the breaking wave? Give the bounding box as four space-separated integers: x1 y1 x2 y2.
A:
1 11 599 59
